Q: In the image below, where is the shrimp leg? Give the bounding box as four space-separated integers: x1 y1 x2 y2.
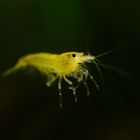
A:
63 76 78 103
58 77 62 108
83 68 99 90
46 74 57 87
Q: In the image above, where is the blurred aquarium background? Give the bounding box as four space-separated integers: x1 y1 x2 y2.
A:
0 0 140 140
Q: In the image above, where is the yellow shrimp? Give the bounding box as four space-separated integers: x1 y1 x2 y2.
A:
2 52 99 108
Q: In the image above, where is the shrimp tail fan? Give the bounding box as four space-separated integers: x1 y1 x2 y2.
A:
2 66 18 77
1 61 27 77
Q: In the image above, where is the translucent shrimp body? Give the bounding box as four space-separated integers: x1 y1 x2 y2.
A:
2 52 98 108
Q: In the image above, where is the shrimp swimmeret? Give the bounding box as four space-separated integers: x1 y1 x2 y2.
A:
2 52 101 108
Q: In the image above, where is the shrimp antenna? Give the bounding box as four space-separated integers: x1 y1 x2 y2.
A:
92 59 104 82
94 58 119 89
94 46 121 58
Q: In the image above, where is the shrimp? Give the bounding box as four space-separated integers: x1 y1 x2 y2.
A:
2 52 100 108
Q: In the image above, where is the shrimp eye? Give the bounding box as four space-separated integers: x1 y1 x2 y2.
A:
72 53 76 58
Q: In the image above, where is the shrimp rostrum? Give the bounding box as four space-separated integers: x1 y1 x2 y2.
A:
2 52 99 108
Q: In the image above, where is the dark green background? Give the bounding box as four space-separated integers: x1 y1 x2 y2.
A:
0 0 140 140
